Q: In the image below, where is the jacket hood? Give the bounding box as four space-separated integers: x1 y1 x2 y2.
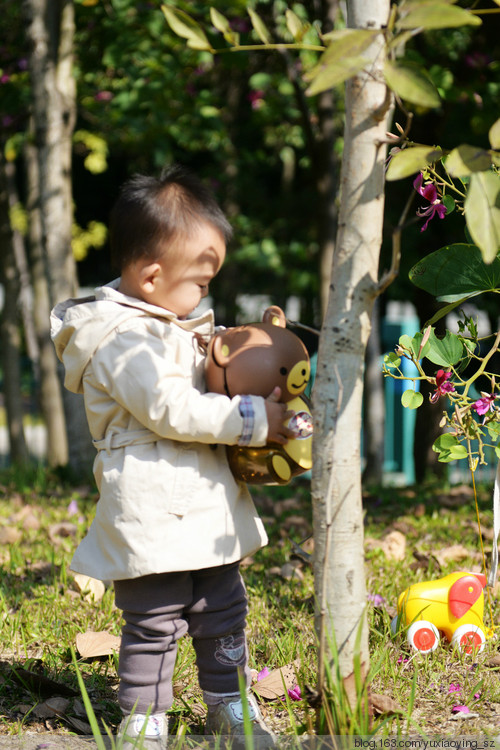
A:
50 280 214 393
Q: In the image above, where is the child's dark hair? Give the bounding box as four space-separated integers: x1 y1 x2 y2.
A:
109 164 233 271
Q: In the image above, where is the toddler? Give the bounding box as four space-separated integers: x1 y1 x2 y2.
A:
51 165 293 749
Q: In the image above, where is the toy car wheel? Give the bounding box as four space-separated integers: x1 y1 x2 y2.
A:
451 624 485 654
407 621 440 654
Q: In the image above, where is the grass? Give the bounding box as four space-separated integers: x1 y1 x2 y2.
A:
0 466 499 743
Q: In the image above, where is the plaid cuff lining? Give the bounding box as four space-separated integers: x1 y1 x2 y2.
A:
238 395 255 446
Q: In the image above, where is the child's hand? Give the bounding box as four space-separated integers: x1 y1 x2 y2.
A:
265 387 296 445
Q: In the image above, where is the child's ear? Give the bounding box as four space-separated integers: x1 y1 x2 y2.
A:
139 262 162 295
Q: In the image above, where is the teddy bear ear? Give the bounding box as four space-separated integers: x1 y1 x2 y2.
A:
262 305 286 328
211 334 232 367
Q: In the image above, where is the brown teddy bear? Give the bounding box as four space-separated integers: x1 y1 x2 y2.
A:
205 306 313 485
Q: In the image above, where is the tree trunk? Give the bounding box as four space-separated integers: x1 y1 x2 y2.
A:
25 125 69 467
0 150 29 465
311 0 391 700
25 0 94 476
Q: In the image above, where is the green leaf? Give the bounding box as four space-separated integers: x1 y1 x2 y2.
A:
446 144 493 177
383 61 441 109
487 422 500 442
433 433 469 462
305 56 367 96
412 330 431 360
442 194 455 214
434 433 462 451
398 332 429 360
248 8 271 44
161 6 213 51
409 243 500 301
401 389 424 409
386 145 442 181
465 171 500 264
285 9 307 41
320 28 379 59
304 28 379 94
384 352 401 368
396 3 482 30
496 446 500 460
489 118 500 149
398 334 413 350
424 329 464 367
210 7 239 45
448 444 469 459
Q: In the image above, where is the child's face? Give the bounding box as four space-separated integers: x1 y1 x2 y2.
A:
151 222 226 318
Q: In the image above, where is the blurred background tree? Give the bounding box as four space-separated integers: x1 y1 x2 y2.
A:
0 0 499 483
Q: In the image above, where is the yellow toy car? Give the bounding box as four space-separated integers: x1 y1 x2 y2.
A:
392 571 490 654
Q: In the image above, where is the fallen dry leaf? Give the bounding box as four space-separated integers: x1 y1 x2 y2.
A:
33 697 70 719
253 661 299 699
280 562 304 581
76 630 121 658
371 693 404 716
0 526 22 545
432 544 471 567
73 574 106 603
487 654 500 668
48 522 77 545
381 530 406 561
63 715 94 734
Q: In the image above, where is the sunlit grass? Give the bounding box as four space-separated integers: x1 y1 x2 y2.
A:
0 467 498 740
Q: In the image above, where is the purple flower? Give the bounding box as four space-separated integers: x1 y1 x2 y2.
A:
94 90 113 101
68 499 79 516
247 90 264 110
257 667 270 681
430 370 455 403
367 593 385 606
452 705 470 714
288 685 302 701
472 393 496 416
448 683 461 693
413 173 447 231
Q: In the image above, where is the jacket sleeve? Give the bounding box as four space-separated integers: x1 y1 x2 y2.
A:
88 320 269 447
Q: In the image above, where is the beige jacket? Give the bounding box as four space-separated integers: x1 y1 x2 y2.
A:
50 281 269 581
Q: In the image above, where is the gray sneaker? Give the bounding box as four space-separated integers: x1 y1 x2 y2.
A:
205 693 276 747
117 712 168 750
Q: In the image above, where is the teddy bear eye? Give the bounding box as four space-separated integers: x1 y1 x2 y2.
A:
280 367 288 375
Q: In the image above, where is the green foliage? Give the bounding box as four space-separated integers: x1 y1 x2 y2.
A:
383 61 441 109
384 319 500 467
386 146 443 180
401 389 424 409
409 244 500 303
73 131 109 175
72 221 108 262
395 3 482 32
465 171 500 263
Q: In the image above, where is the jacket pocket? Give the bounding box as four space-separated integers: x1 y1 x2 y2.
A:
168 447 199 516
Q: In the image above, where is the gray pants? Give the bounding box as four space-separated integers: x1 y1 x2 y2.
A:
114 562 250 713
